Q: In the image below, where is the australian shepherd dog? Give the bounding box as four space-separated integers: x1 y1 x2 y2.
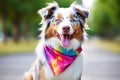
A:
24 2 89 80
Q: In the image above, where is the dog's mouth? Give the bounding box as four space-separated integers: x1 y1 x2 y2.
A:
56 32 72 47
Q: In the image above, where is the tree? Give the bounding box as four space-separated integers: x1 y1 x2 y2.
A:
0 0 81 42
89 0 120 39
0 0 48 42
0 0 8 43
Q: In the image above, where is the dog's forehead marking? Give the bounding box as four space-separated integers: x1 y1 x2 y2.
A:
69 14 74 19
57 13 62 19
55 8 75 18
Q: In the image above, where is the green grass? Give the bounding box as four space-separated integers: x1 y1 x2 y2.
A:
0 40 38 55
98 40 120 54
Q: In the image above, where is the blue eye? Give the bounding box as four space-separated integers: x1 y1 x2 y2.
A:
55 19 62 23
70 19 79 26
70 19 76 22
52 19 62 26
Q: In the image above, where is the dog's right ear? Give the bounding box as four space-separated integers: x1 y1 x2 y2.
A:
70 2 89 19
38 2 59 20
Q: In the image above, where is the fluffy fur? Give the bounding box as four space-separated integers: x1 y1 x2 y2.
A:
24 2 89 80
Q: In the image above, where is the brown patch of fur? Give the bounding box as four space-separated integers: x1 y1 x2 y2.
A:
45 25 59 39
72 25 83 42
45 26 54 39
76 9 85 22
40 67 46 80
78 74 82 80
78 77 81 80
57 13 62 19
69 14 74 19
24 72 33 80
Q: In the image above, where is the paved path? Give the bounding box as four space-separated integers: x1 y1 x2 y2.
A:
0 53 36 80
82 41 120 80
0 40 120 80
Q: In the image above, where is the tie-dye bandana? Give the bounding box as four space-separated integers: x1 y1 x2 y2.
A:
44 46 82 76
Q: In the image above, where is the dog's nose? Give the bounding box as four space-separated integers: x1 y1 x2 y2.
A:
62 26 70 33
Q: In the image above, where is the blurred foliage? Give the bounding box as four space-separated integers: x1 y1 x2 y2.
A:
55 0 80 7
0 0 80 43
88 0 120 40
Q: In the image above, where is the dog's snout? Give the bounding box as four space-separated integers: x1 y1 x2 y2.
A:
62 26 70 33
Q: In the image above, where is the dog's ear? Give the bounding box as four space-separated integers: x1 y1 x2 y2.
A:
70 2 89 19
38 2 59 20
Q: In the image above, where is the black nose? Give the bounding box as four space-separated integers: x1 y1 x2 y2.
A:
62 26 70 33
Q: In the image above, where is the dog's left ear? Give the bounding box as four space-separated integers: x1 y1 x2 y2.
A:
38 2 59 20
70 2 89 19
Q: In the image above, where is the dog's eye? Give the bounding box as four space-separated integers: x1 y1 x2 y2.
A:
54 19 62 25
55 19 62 23
52 19 62 26
70 19 79 26
70 19 77 23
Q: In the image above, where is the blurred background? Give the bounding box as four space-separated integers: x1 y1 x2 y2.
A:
0 0 120 80
0 0 120 55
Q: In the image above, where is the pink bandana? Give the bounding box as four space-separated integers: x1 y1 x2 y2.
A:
44 46 82 76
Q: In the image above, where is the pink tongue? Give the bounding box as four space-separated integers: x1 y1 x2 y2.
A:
61 35 70 47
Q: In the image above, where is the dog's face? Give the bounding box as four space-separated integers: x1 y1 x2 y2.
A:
39 2 89 48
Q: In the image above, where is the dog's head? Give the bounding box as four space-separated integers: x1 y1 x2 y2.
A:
38 2 89 49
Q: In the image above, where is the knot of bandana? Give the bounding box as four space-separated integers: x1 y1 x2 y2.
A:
44 46 82 76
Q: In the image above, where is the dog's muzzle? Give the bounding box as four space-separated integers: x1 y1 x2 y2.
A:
56 26 72 47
